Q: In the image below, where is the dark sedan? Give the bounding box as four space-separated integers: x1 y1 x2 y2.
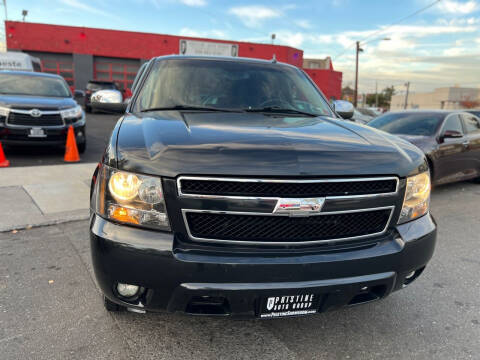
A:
369 110 480 186
0 71 86 152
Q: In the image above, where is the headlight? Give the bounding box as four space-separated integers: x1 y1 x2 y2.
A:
0 106 10 117
93 165 170 231
60 105 83 119
398 172 431 224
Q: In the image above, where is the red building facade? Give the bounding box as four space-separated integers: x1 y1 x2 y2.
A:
5 21 341 99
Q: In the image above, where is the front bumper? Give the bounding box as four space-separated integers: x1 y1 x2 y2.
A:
90 213 437 318
0 121 85 146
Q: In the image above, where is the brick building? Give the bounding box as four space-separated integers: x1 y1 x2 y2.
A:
4 21 342 99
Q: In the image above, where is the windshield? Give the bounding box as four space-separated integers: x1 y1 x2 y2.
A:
0 73 71 97
87 82 117 91
134 59 334 116
369 112 444 136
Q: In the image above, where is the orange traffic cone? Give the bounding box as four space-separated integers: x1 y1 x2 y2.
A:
64 126 80 162
0 141 10 167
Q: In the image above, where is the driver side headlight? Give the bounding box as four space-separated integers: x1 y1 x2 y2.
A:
398 172 431 224
93 165 170 231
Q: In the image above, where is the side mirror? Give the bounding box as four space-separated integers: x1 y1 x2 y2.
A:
441 130 463 141
73 89 85 102
333 100 354 120
90 89 127 113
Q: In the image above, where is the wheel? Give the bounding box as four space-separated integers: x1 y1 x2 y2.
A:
78 140 86 154
104 296 125 312
85 105 92 113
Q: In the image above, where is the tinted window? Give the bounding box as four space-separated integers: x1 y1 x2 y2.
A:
32 62 42 72
463 114 480 134
0 73 71 97
369 112 444 136
134 59 334 116
87 82 116 91
442 115 464 134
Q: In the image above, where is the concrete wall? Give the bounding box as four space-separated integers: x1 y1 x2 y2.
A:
73 53 93 90
391 87 480 110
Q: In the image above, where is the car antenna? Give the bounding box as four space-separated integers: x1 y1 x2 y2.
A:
271 54 277 63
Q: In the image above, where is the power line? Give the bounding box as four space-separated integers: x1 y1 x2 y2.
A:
333 0 442 60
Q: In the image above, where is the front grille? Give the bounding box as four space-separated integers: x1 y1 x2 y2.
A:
185 208 392 244
179 178 397 197
7 112 63 126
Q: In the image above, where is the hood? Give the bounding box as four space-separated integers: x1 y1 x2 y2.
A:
116 112 425 178
0 94 76 110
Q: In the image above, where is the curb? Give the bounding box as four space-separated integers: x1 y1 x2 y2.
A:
0 209 89 232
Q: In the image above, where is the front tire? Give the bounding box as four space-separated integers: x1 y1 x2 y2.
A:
78 140 86 154
104 296 125 312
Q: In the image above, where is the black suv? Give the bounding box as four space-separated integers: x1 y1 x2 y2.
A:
0 71 86 153
84 80 119 113
90 56 436 318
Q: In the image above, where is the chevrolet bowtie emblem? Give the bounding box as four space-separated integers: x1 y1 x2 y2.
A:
273 197 325 216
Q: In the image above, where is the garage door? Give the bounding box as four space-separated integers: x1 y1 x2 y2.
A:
27 52 75 90
93 57 140 92
42 60 75 87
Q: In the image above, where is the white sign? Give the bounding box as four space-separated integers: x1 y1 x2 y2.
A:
179 39 238 57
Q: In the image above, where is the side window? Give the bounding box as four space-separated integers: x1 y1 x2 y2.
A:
32 61 42 72
442 115 463 135
463 114 480 134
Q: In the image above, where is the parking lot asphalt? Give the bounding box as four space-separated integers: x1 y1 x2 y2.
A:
1 181 479 360
3 113 120 167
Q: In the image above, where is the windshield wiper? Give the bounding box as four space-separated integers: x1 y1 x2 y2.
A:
140 105 241 113
244 106 319 117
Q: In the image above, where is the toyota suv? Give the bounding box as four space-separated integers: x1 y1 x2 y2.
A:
89 56 436 318
0 71 86 153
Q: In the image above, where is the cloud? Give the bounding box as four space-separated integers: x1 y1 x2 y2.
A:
179 0 207 6
295 19 312 29
228 5 281 27
437 0 478 14
179 27 227 38
59 0 113 17
273 31 305 48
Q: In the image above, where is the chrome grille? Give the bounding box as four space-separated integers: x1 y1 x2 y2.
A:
178 176 399 246
178 177 398 198
184 208 393 245
7 112 63 126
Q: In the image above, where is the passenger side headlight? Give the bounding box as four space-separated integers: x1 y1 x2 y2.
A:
93 165 170 231
398 172 431 224
0 106 10 117
60 105 83 119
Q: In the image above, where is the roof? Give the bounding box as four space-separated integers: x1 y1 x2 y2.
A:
152 55 297 69
387 109 460 114
0 70 63 79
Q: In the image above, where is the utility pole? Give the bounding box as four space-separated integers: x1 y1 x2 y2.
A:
375 81 379 107
2 0 7 20
404 82 410 109
354 41 362 107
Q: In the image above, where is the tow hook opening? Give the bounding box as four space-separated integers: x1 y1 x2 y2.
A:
186 296 230 315
348 285 387 306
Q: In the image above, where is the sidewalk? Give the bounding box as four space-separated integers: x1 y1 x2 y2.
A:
0 163 97 232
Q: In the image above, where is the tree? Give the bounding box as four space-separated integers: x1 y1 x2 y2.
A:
365 86 396 108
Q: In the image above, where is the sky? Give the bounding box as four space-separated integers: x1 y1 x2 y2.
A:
1 0 479 95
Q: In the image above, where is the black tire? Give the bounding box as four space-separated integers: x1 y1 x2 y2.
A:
104 296 125 312
78 140 86 154
85 105 92 113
